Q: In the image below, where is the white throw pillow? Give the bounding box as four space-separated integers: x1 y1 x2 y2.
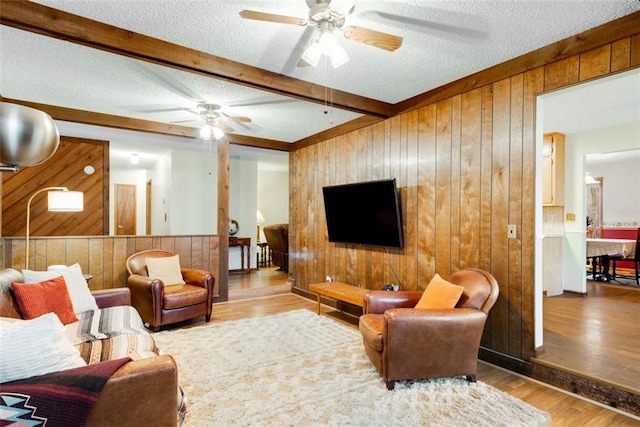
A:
23 263 98 315
0 313 87 383
145 255 186 285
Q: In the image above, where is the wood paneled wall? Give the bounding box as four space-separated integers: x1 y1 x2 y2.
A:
2 136 108 236
2 234 221 300
289 33 640 361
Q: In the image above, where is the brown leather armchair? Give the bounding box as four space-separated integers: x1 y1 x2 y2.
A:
359 268 499 390
263 224 289 272
126 250 214 331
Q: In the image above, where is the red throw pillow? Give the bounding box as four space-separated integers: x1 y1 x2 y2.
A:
12 276 79 324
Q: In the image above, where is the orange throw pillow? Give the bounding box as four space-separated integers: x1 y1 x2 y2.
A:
415 273 464 309
12 276 78 325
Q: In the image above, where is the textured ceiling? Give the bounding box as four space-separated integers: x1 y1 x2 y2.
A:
1 0 639 150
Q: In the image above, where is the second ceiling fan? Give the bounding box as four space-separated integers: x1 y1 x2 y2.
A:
239 0 403 68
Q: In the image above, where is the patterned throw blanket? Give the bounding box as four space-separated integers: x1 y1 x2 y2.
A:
66 305 158 364
0 357 131 427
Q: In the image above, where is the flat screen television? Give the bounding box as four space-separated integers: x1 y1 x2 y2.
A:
322 178 404 249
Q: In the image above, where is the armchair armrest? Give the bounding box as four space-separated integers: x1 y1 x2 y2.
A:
127 274 163 327
181 268 214 290
91 288 131 309
363 291 422 314
87 355 178 426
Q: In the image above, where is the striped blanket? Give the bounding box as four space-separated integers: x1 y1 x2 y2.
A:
65 305 158 364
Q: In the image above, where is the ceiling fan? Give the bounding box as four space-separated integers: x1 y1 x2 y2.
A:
173 102 252 140
239 0 403 68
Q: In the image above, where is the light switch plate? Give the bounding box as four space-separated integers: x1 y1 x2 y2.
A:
508 224 517 239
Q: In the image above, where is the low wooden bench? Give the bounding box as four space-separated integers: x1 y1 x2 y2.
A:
308 281 369 315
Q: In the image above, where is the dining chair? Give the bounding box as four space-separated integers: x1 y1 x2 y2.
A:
611 227 640 285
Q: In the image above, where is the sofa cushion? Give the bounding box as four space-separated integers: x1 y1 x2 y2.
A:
12 276 79 324
23 263 99 314
414 273 464 309
0 312 86 383
145 254 185 285
163 284 207 309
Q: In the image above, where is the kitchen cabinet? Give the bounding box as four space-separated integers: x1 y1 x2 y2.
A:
542 132 565 206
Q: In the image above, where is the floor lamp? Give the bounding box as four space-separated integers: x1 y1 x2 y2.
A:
25 187 84 270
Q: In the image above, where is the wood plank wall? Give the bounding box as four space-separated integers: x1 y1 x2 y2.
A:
289 34 640 362
2 136 108 236
1 234 221 300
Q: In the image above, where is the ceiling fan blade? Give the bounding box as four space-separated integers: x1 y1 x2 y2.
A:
239 10 308 26
171 119 200 124
221 114 252 123
215 122 236 133
228 96 299 108
124 105 191 113
343 26 403 52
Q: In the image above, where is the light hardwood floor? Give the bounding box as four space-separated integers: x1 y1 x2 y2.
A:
214 269 639 426
536 280 640 393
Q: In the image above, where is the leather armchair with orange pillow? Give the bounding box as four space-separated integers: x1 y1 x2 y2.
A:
359 268 499 390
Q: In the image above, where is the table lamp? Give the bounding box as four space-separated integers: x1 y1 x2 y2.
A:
256 210 265 242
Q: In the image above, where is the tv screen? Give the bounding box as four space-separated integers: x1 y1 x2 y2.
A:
322 179 404 249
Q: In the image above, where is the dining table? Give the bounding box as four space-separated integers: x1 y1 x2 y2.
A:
586 238 636 281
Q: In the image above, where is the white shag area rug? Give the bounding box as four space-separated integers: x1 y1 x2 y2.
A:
153 309 551 427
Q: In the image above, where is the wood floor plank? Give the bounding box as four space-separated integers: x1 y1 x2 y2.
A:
537 281 640 392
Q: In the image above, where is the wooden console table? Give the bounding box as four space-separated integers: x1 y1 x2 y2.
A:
229 237 251 274
257 242 270 269
308 281 369 315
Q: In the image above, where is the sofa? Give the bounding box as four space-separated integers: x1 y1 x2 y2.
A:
263 223 289 272
0 267 180 426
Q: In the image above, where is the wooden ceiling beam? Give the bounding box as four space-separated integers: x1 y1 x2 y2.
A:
0 0 394 118
2 97 292 151
394 11 640 115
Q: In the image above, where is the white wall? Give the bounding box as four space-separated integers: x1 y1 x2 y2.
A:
587 153 640 225
562 121 640 291
170 149 218 234
148 151 172 235
257 168 289 242
229 156 258 269
564 121 640 233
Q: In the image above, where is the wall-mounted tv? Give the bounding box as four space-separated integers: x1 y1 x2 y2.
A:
322 178 404 249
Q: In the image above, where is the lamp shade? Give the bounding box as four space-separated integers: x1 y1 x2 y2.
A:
48 191 84 212
585 171 598 184
0 102 60 167
257 210 265 224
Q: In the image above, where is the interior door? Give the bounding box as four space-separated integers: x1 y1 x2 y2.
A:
115 184 136 235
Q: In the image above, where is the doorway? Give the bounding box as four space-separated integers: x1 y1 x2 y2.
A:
534 69 640 393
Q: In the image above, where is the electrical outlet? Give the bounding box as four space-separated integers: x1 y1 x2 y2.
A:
507 224 517 239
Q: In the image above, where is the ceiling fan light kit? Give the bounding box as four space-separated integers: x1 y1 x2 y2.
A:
194 102 250 141
302 29 349 68
199 123 225 141
240 0 402 69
